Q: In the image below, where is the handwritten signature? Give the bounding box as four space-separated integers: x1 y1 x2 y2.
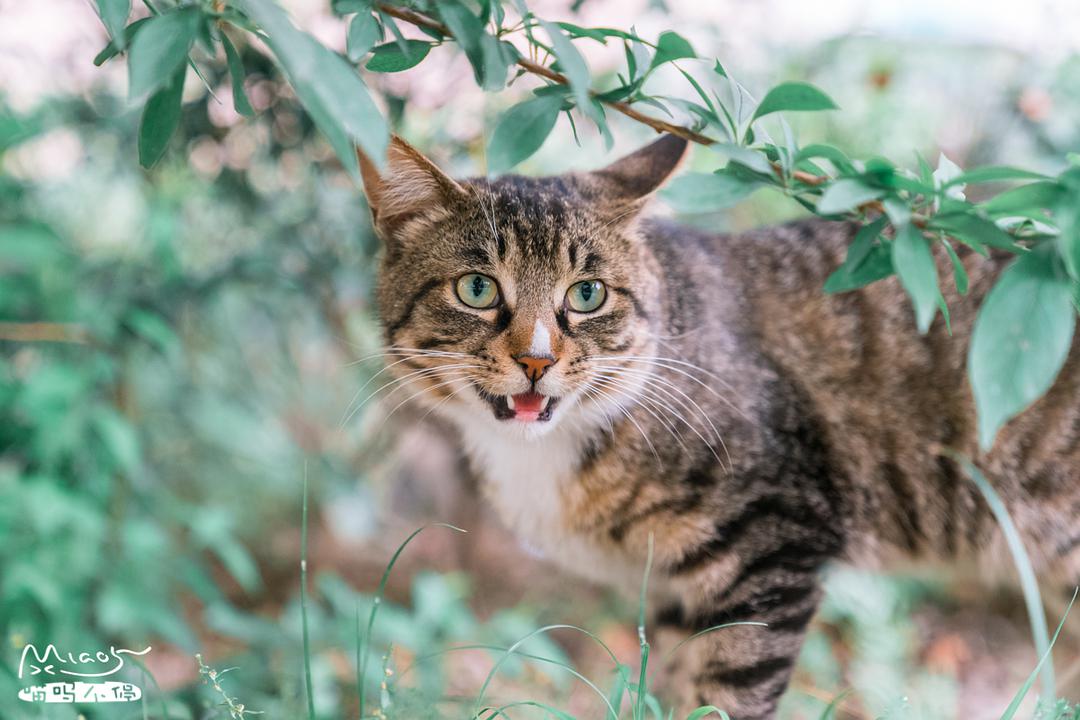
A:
18 644 152 679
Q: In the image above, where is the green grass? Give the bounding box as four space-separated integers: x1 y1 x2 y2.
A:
123 455 1075 720
309 454 1076 720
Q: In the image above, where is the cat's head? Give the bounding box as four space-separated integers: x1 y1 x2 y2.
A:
359 134 687 438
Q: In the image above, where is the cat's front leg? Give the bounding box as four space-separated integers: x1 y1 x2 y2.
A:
655 576 823 719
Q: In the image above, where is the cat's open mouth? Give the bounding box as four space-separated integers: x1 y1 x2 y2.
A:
479 389 559 422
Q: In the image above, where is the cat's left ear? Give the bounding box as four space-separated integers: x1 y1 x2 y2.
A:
585 134 689 208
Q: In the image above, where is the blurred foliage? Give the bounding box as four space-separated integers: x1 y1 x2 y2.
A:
4 0 1080 718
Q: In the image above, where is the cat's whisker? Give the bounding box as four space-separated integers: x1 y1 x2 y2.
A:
417 379 473 424
341 364 479 426
379 375 474 428
343 361 477 419
579 375 662 467
473 181 504 253
344 347 473 367
574 382 617 433
593 364 723 434
593 353 731 388
593 356 753 425
590 369 684 429
594 205 641 233
595 371 720 467
594 368 730 472
342 352 475 413
576 383 617 438
592 363 731 455
589 374 689 453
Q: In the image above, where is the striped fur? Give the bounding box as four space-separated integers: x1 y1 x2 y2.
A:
359 136 1080 718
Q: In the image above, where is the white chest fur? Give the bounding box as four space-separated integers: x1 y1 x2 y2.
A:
454 415 638 587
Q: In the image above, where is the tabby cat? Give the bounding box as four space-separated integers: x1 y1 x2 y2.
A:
357 134 1080 718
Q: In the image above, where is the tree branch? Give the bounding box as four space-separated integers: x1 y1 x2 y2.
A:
374 3 715 146
372 1 929 228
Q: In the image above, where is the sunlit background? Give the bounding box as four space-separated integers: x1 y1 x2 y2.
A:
3 0 1080 718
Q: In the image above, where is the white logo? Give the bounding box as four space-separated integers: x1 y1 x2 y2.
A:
17 643 151 704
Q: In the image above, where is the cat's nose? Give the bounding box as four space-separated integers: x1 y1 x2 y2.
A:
515 355 555 383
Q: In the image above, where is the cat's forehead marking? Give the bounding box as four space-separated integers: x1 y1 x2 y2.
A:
475 176 591 264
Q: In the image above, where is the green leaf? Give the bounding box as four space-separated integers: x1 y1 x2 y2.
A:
332 0 372 13
942 238 969 295
931 212 1019 251
137 63 186 168
882 196 911 227
93 17 150 65
125 309 179 354
714 143 773 176
539 20 595 120
221 33 255 117
751 81 838 121
824 243 893 293
661 171 763 213
0 108 42 152
486 94 564 174
892 224 940 333
816 178 884 215
127 7 200 100
365 40 432 72
983 181 1065 215
95 0 131 50
437 0 487 85
92 407 141 475
556 23 634 42
478 36 515 91
969 245 1076 449
946 165 1050 186
1057 199 1080 283
649 30 695 69
238 0 387 175
847 216 890 268
346 12 382 61
795 143 855 174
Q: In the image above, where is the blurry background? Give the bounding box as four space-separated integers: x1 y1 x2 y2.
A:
3 0 1080 717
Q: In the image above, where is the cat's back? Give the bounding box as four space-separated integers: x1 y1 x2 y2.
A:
641 214 1080 568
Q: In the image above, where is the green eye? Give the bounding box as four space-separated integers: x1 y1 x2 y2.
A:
565 280 607 313
455 273 500 309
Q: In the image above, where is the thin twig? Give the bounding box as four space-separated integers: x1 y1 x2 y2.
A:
374 3 715 146
0 322 90 344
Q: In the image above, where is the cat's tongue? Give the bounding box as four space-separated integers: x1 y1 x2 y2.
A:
510 391 546 420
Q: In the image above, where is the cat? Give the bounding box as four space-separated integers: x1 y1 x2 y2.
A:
356 133 1080 719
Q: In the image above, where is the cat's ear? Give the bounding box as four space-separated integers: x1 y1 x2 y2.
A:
357 136 467 233
586 134 689 207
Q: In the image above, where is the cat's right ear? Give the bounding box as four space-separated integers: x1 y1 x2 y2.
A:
357 136 467 236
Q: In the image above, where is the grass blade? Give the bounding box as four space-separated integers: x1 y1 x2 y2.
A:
471 624 622 720
301 465 316 720
634 535 654 720
662 622 767 660
949 451 1054 701
357 523 466 717
999 590 1076 719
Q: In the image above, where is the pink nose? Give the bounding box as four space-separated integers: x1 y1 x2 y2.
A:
516 356 555 382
